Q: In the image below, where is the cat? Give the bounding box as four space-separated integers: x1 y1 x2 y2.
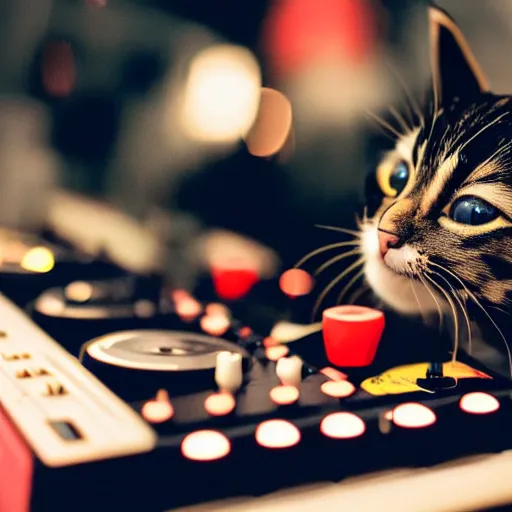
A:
362 4 512 366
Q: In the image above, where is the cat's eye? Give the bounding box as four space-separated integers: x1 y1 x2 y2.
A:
449 196 499 225
376 160 409 198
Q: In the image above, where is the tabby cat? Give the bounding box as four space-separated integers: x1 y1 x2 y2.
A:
362 5 512 363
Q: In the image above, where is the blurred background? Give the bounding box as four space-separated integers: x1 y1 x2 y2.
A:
1 0 511 296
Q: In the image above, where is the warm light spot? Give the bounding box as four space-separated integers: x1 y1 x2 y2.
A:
205 392 236 416
35 295 65 316
206 303 230 317
20 247 54 273
244 87 293 157
200 314 230 336
141 390 174 423
460 392 500 415
320 380 355 398
175 296 202 322
270 385 299 405
279 269 314 298
320 412 365 439
65 281 93 302
392 403 436 428
181 430 231 461
181 45 261 143
211 264 260 301
265 344 290 361
263 336 278 348
255 419 300 449
320 367 348 381
384 410 393 420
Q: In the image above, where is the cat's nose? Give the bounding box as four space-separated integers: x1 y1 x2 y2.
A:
377 230 400 256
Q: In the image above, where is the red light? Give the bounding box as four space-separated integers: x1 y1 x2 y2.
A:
181 430 231 461
392 403 436 428
322 305 385 367
255 419 301 449
460 392 500 414
270 385 299 405
238 326 252 338
265 344 290 361
320 380 355 398
320 412 365 439
204 392 236 417
279 269 314 298
211 264 259 300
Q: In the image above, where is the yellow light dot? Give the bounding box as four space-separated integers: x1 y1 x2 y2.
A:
20 247 55 273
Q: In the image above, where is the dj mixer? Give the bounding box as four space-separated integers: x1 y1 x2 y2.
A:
2 229 512 512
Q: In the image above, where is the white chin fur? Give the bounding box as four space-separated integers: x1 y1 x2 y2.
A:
362 225 440 315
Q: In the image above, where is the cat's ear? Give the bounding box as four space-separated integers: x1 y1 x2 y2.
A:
429 4 489 106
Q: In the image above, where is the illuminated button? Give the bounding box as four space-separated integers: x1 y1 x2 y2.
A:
200 314 230 336
279 269 314 298
141 389 174 423
270 385 299 405
181 430 231 461
205 392 236 416
265 344 289 361
320 412 366 439
460 392 500 414
392 403 436 428
320 380 355 398
255 419 300 449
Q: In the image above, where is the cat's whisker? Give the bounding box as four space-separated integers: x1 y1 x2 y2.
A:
294 241 360 269
348 284 371 305
424 273 460 363
313 249 361 276
312 257 365 321
389 106 412 133
427 262 512 377
366 111 402 139
418 273 444 331
314 224 361 238
336 268 365 305
384 58 424 127
429 269 473 356
410 280 427 323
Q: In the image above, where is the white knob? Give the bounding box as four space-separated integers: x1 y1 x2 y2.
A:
215 351 243 393
276 356 302 388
